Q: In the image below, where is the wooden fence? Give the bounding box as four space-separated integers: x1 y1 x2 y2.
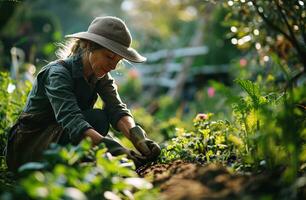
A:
127 46 229 90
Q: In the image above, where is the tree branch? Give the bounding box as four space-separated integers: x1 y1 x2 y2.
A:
252 0 306 71
285 68 305 90
296 2 306 45
274 0 306 70
251 0 291 42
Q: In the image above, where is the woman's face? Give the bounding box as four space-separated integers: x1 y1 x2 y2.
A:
88 48 123 78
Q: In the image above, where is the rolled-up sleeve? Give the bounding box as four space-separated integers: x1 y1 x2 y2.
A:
44 65 92 144
96 73 133 131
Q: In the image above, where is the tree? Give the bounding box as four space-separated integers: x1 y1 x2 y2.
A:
219 0 306 88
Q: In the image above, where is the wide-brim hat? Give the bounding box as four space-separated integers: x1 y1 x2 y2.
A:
65 16 146 63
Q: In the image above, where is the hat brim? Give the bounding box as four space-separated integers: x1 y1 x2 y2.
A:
65 32 146 63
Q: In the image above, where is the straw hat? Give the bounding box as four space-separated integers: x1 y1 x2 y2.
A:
65 16 146 63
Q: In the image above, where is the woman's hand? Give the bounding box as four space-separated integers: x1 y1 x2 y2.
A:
129 126 161 160
100 136 148 168
116 116 161 160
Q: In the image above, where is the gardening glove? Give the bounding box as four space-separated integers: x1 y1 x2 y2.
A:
129 125 161 161
101 135 148 168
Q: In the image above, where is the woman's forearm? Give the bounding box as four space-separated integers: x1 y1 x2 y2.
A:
84 128 104 146
116 115 136 140
84 115 135 146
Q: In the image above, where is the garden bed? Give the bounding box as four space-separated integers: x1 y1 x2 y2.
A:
137 160 305 200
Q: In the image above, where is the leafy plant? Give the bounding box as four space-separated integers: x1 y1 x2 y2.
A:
1 139 159 200
158 78 305 182
0 72 30 158
159 113 241 165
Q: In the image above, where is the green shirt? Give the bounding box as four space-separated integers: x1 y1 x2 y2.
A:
23 53 132 144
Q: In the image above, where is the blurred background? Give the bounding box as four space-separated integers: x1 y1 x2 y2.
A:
0 0 305 142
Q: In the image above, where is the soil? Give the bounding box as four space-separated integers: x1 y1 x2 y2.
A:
137 160 306 200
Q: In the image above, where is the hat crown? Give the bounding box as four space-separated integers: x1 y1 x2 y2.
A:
88 16 132 47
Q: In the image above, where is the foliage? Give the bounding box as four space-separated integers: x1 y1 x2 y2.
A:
130 106 190 143
1 1 305 199
257 86 306 182
158 78 306 185
200 5 240 65
1 6 62 69
124 0 202 51
0 72 30 157
221 0 306 86
187 82 239 121
117 68 143 105
231 79 305 180
159 113 238 164
1 139 159 200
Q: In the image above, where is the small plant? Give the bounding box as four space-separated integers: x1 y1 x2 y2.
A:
158 113 241 166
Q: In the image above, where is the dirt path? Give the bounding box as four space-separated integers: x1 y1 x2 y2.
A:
137 160 305 200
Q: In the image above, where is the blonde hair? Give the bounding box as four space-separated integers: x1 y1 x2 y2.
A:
55 38 80 59
55 39 105 59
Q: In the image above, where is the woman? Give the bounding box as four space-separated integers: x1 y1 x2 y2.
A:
5 16 161 171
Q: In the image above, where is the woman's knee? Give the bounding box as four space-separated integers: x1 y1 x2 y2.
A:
82 109 110 136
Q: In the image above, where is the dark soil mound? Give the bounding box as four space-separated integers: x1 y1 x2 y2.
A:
137 160 305 200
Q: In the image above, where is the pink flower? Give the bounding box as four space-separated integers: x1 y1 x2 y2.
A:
128 68 139 79
207 87 215 97
196 113 208 121
239 58 248 67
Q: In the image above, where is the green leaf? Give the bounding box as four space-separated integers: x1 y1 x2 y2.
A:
18 162 47 173
235 79 261 107
124 178 153 190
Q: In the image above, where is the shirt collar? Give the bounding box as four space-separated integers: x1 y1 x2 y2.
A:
64 51 101 85
64 51 84 78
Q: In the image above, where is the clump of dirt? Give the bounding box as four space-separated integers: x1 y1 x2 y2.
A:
138 160 246 199
137 160 305 200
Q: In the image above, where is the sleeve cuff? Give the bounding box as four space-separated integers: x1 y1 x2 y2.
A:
70 123 93 145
